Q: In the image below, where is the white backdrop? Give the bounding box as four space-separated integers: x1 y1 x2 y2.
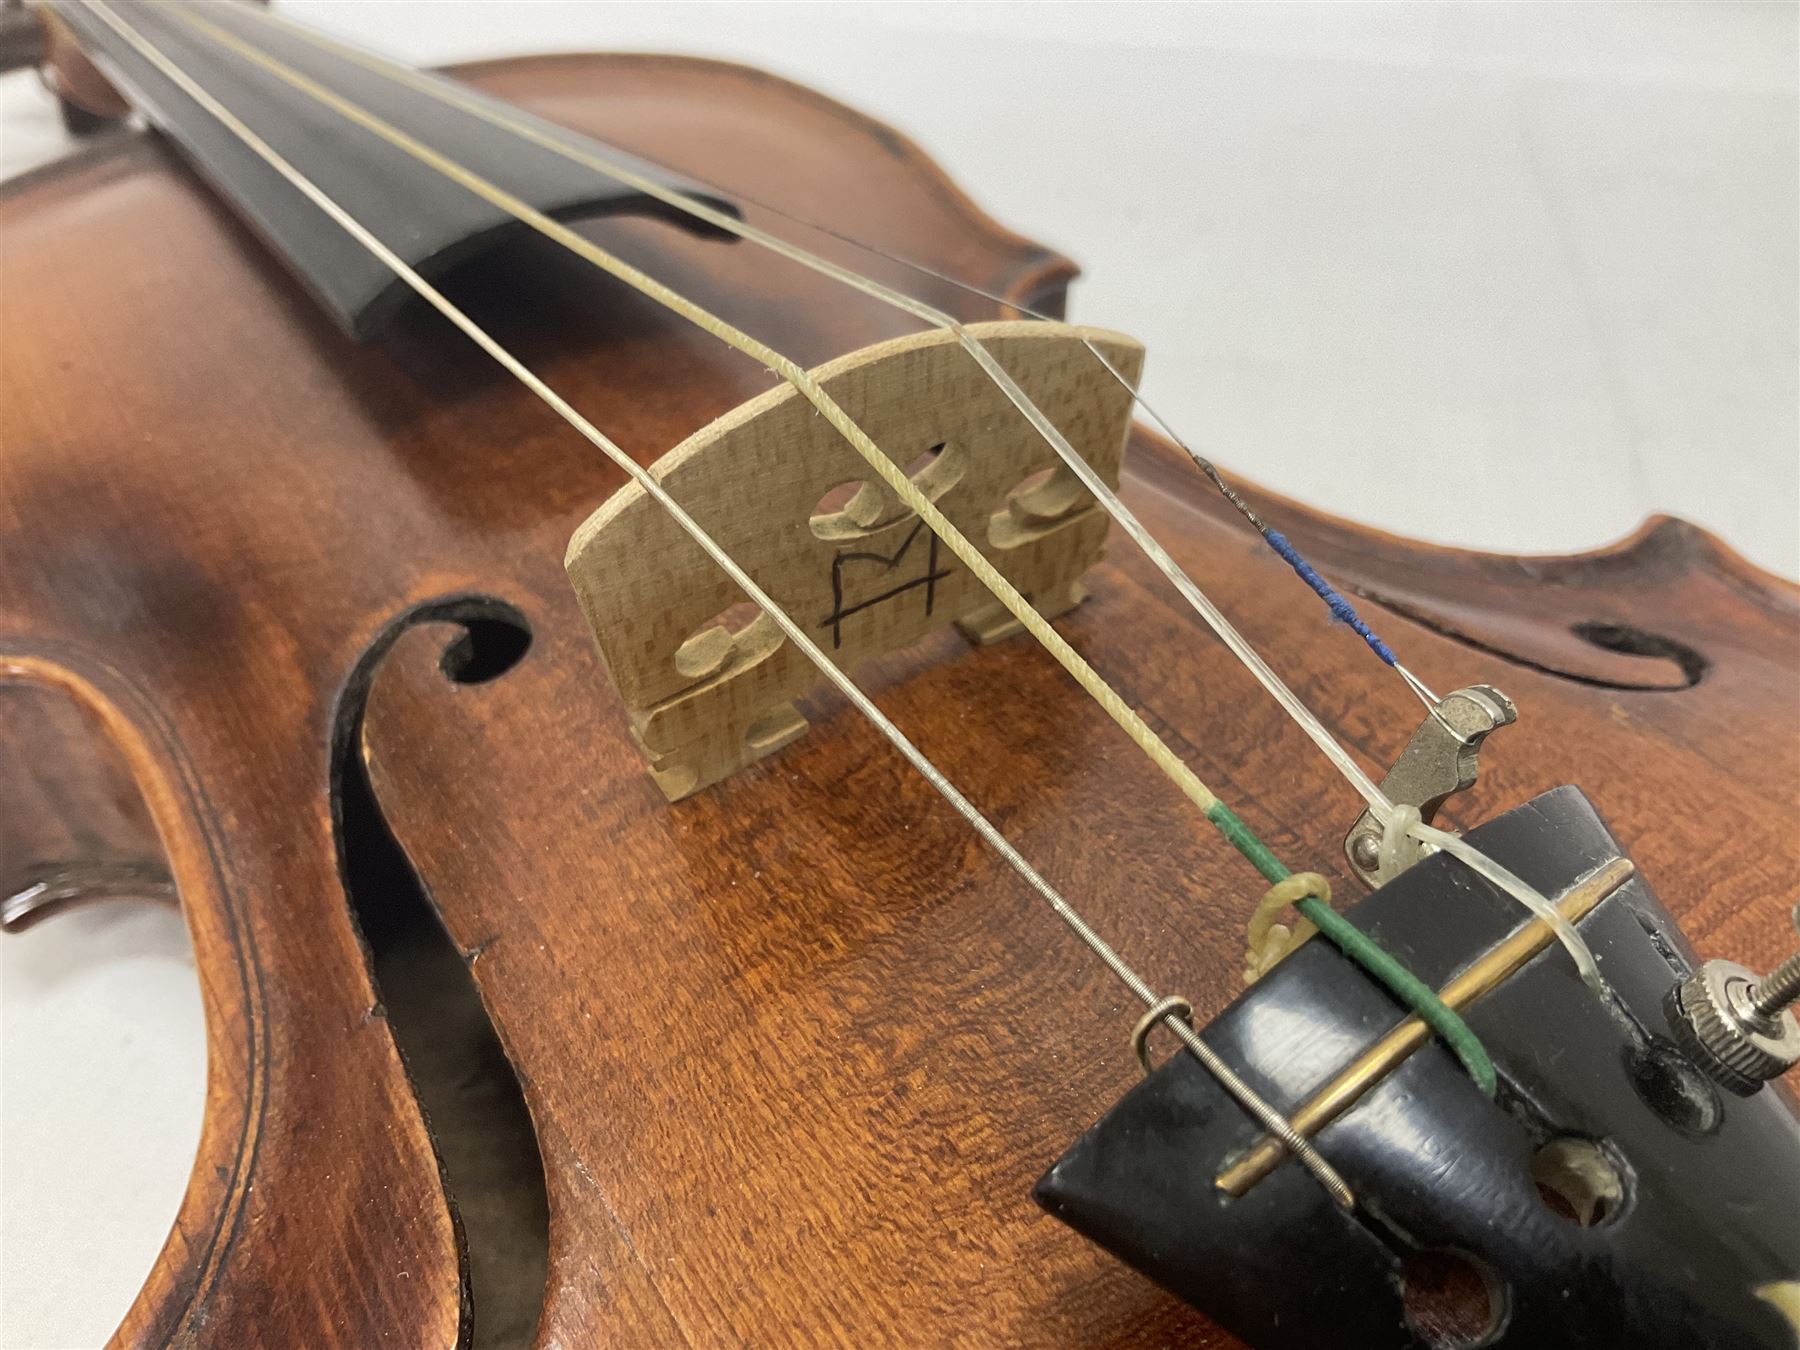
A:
2 3 1795 1346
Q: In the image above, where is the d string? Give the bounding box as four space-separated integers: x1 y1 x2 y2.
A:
220 0 1601 998
170 0 1519 1074
79 0 1355 1205
143 2 1584 1105
238 0 1434 711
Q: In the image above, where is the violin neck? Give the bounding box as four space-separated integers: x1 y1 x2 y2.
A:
49 0 725 340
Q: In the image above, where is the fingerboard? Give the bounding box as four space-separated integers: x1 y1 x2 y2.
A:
51 0 733 340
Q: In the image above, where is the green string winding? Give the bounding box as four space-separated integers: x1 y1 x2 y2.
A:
1206 802 1498 1098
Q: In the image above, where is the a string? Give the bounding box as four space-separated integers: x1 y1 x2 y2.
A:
232 1 1430 733
74 0 1356 1204
216 0 1601 997
169 0 1528 1086
234 0 1428 704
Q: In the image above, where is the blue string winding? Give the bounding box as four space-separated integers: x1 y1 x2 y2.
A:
1263 530 1397 666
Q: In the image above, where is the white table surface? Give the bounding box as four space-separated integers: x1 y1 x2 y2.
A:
2 3 1795 1346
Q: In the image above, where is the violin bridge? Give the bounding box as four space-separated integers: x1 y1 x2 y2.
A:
565 320 1144 801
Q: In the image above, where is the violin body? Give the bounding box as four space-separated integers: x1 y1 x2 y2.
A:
3 49 1796 1348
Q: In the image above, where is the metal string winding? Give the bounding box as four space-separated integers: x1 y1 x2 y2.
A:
79 0 1356 1204
224 2 1600 997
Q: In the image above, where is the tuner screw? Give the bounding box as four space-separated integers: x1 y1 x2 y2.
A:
1752 949 1800 1019
1667 952 1800 1096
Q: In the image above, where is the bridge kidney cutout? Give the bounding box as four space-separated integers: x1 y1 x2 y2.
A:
808 442 965 543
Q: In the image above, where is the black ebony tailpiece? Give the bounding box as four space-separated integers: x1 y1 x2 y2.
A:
1037 787 1800 1349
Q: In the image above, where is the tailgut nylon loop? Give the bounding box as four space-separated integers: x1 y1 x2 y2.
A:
1381 804 1424 875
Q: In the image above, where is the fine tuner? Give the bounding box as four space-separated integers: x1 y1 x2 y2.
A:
2 3 1796 1347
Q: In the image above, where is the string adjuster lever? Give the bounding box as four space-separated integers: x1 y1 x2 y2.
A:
1342 684 1516 888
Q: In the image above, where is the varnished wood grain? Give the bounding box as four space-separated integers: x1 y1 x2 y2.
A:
1 46 1794 1350
362 428 1800 1347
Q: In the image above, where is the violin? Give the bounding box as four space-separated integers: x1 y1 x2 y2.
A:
3 4 1796 1347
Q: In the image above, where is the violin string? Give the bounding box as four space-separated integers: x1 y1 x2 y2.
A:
76 0 1356 1205
107 6 1588 1124
235 0 1439 715
166 3 1548 1066
210 0 1600 993
230 1 1437 787
167 2 1471 964
148 3 1592 1066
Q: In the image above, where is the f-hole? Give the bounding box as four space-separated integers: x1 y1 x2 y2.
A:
1571 622 1708 688
332 597 548 1349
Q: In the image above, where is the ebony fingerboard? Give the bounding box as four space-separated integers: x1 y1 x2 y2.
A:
51 1 734 340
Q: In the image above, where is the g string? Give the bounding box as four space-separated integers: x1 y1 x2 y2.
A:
154 0 1534 1080
237 0 1434 710
138 0 1608 1097
208 0 1602 997
76 0 1355 1205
